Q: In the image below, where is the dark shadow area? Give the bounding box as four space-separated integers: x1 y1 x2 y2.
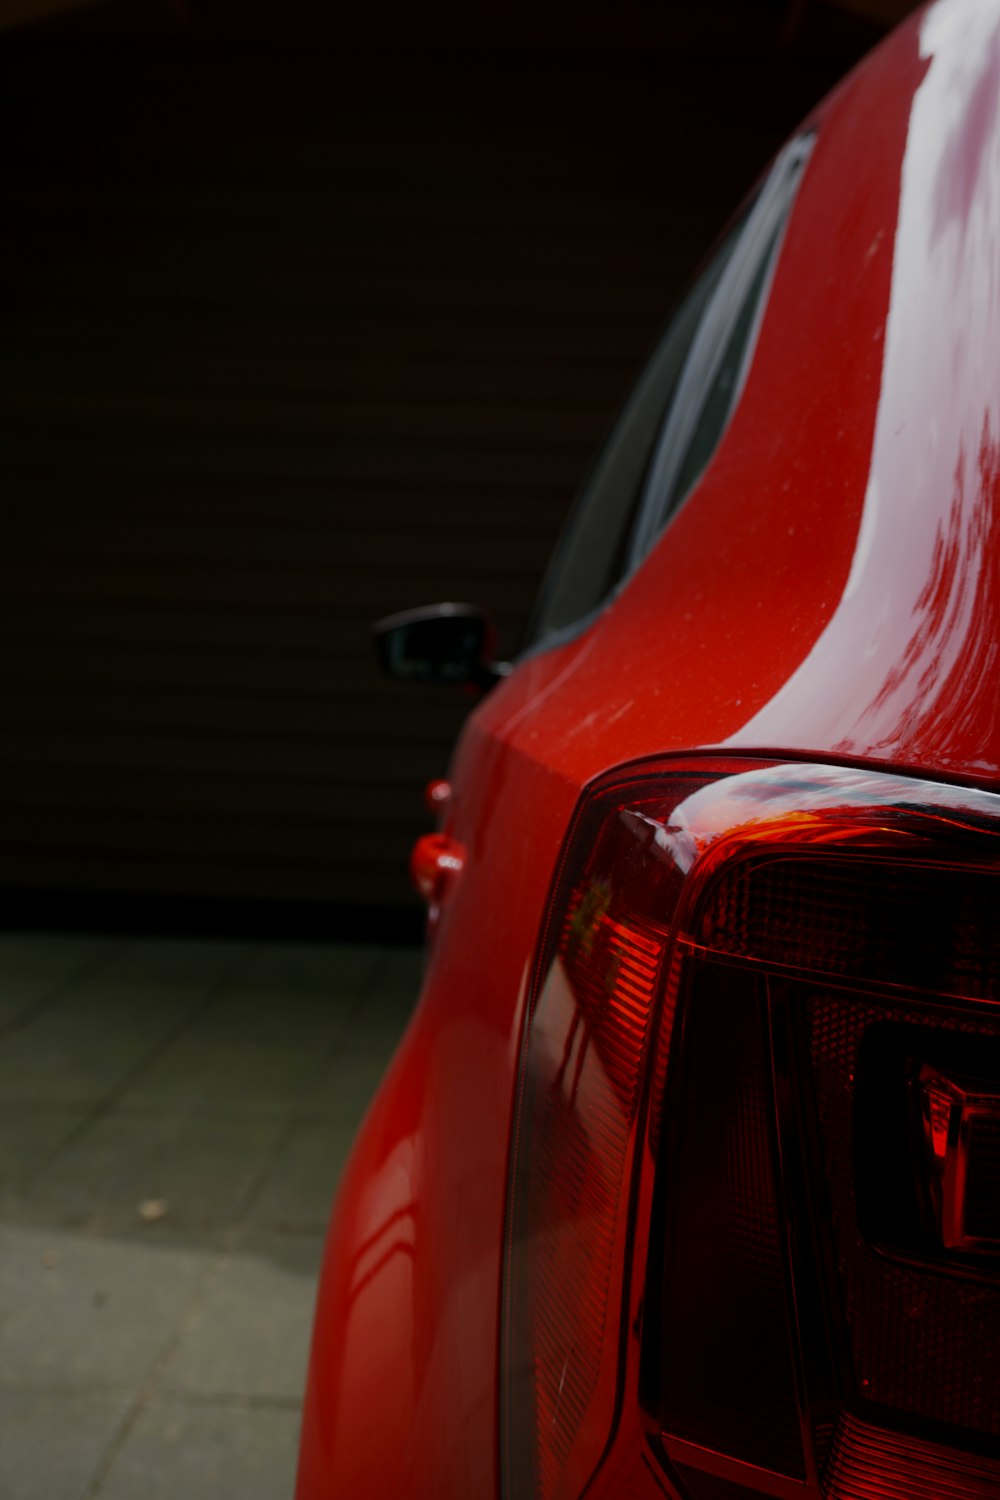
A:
0 0 912 933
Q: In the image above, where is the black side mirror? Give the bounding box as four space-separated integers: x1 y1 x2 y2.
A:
373 603 509 691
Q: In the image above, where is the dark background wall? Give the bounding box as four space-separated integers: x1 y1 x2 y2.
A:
0 0 918 936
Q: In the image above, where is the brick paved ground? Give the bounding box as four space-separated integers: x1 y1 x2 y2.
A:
0 932 419 1500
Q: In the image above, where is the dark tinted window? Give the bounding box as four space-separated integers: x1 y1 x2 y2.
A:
526 214 746 644
528 134 812 650
667 232 781 508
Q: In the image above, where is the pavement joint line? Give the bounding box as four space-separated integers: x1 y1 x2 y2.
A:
82 1231 237 1499
0 1377 302 1411
0 1101 84 1116
233 1216 328 1236
130 1390 305 1411
0 1379 139 1398
0 935 121 1044
17 942 251 1199
230 972 382 1220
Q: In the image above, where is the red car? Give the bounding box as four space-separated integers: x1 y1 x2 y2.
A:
297 3 1000 1496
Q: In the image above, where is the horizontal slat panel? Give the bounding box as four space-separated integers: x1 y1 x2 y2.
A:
7 310 662 364
0 569 539 617
0 854 413 908
8 772 434 824
0 708 470 762
0 848 418 907
8 347 641 407
0 645 456 695
0 522 558 573
0 812 417 867
0 482 574 530
0 18 871 920
0 603 527 651
2 431 591 489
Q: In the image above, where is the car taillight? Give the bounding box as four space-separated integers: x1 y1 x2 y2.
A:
501 760 739 1500
501 759 1000 1500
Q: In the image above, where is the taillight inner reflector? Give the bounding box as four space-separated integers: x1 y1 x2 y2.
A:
916 1060 1000 1252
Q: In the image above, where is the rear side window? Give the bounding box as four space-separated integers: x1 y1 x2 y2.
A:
528 134 812 649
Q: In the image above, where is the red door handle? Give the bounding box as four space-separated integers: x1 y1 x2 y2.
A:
410 832 464 905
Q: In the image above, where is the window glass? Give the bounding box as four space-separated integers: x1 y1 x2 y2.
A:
525 212 748 644
663 222 782 515
527 135 811 652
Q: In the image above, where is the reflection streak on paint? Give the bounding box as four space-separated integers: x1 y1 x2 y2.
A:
734 0 1000 773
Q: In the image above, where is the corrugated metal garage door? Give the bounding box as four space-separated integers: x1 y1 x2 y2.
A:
0 9 887 926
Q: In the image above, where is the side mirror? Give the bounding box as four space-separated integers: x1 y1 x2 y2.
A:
373 603 509 691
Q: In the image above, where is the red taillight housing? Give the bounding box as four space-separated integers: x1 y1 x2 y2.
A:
501 763 731 1500
501 760 1000 1500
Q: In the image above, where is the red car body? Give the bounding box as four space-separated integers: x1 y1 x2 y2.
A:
298 3 1000 1496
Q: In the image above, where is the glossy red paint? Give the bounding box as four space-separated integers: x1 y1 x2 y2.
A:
423 777 452 817
297 4 1000 1496
408 830 464 905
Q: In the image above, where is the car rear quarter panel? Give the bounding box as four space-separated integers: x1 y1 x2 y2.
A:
297 3 1000 1495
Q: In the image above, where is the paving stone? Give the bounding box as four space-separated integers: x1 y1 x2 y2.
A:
181 979 358 1052
0 1028 174 1110
23 1109 285 1231
0 1106 91 1196
367 946 424 1007
0 934 111 1031
0 940 242 1108
244 1119 355 1233
339 1006 414 1055
155 1234 323 1401
95 1399 302 1500
0 1389 131 1500
0 1223 214 1388
300 1046 395 1123
223 940 384 1000
0 934 394 1500
120 1036 328 1116
325 986 412 1064
341 946 421 1047
0 931 106 964
43 938 245 1021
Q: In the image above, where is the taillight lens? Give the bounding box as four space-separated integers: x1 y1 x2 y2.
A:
501 760 1000 1500
501 763 733 1500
